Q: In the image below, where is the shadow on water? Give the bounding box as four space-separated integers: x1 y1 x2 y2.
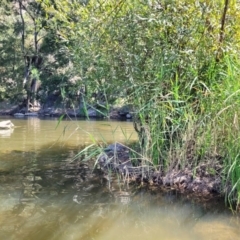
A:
0 144 110 239
0 143 240 239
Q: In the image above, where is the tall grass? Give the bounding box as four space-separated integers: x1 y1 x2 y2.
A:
129 53 240 207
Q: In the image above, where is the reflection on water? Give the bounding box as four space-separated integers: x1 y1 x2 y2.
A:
0 117 137 152
0 128 14 138
0 117 239 240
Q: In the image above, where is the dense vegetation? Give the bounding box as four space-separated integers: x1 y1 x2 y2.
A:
1 0 240 207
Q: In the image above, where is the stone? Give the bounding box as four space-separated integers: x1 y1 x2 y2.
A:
25 112 38 116
104 143 127 152
14 113 25 117
126 113 132 119
87 108 97 117
0 120 14 129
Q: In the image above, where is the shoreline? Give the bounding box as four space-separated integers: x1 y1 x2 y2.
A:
0 102 237 209
0 102 132 121
97 143 235 209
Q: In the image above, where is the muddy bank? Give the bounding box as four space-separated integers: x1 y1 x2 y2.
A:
97 143 228 204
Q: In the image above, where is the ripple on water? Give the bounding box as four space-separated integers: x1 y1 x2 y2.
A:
0 118 239 240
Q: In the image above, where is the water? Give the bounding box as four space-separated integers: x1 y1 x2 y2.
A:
0 117 239 240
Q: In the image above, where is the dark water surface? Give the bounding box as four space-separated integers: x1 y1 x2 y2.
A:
0 117 239 240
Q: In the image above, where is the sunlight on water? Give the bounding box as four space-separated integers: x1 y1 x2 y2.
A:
0 117 137 152
0 117 239 240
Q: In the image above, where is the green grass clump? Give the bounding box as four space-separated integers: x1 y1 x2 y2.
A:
131 54 240 208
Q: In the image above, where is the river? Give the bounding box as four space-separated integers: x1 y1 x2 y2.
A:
0 117 239 240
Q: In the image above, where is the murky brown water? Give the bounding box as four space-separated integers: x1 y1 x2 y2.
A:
0 117 239 240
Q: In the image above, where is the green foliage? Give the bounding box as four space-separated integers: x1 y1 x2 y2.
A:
0 0 75 104
36 0 240 207
0 2 24 101
1 0 240 207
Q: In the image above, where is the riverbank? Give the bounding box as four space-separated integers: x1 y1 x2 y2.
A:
0 103 237 209
0 100 133 120
97 143 235 209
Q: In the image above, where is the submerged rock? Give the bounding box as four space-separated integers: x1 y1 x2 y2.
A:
114 191 131 205
14 113 25 117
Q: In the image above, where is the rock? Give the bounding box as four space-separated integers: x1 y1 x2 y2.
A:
104 143 127 152
25 112 38 116
0 120 14 129
109 109 120 119
126 113 132 119
14 113 25 117
118 104 133 117
0 101 19 115
115 104 134 119
67 109 80 117
114 191 131 205
98 143 154 180
87 108 97 117
98 143 131 170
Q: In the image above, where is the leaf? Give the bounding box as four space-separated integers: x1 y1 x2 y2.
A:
55 114 65 130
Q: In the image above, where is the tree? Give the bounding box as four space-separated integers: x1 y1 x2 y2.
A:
0 0 24 101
